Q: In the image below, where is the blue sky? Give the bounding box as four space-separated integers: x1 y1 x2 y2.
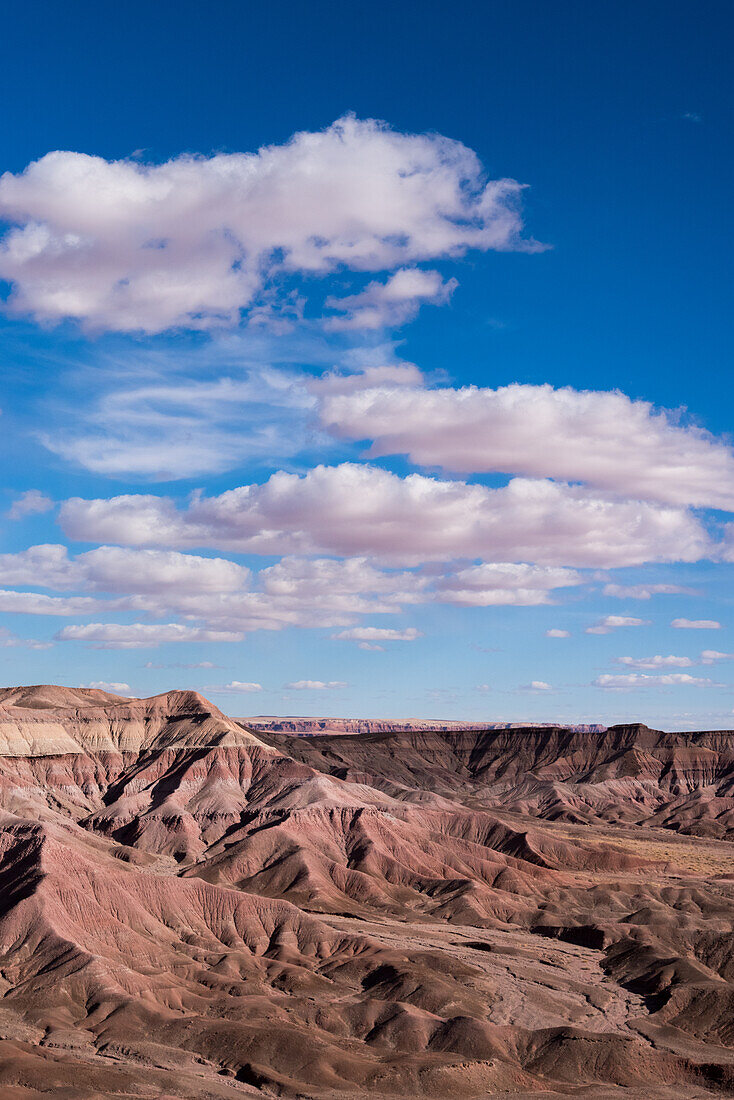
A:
0 0 733 726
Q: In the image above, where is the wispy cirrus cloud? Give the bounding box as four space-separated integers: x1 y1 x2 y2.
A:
56 622 244 648
41 366 323 481
671 618 722 629
602 582 694 600
0 627 51 650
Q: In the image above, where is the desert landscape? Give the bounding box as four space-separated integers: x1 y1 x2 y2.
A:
1 3 731 1097
0 685 730 1098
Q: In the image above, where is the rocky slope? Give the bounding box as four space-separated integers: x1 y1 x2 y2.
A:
0 686 732 1098
265 723 734 839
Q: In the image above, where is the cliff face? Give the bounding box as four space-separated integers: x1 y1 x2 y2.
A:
241 714 606 736
0 686 732 1098
0 685 273 756
266 722 734 839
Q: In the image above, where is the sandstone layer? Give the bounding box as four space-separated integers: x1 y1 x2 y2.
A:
0 686 731 1098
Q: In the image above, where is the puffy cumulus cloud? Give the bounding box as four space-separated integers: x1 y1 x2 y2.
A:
312 363 424 396
616 654 693 669
700 650 734 664
0 549 423 636
0 116 530 333
0 544 249 595
7 490 54 519
285 680 347 690
157 556 424 635
325 268 456 330
317 376 734 510
602 583 694 600
524 680 552 691
59 463 710 569
0 590 105 616
144 661 219 669
594 672 715 689
56 623 243 649
546 628 570 638
214 681 263 694
616 651 734 670
257 556 420 603
433 562 582 606
79 681 132 695
586 615 650 635
671 618 722 629
333 626 422 643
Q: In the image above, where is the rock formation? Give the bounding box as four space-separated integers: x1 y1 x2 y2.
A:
0 685 732 1097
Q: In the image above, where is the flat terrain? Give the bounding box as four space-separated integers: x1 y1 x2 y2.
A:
0 685 732 1097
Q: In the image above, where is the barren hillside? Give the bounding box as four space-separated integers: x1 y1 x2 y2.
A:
0 686 731 1098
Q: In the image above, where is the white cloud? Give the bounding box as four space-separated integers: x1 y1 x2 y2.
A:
79 680 132 694
717 524 734 562
42 370 320 480
325 268 456 330
7 490 54 519
0 116 530 333
0 627 51 650
0 589 105 616
546 628 570 638
524 680 552 691
0 550 424 636
616 654 693 669
59 463 710 569
700 649 734 664
616 650 734 670
56 622 244 648
312 363 424 395
144 660 218 669
215 681 263 693
594 672 715 689
602 583 693 600
585 615 650 635
285 680 347 690
434 562 582 606
0 544 249 595
333 626 421 642
671 618 722 629
316 375 734 510
159 556 422 634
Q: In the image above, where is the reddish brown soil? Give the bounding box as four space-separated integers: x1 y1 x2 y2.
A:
0 686 732 1097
